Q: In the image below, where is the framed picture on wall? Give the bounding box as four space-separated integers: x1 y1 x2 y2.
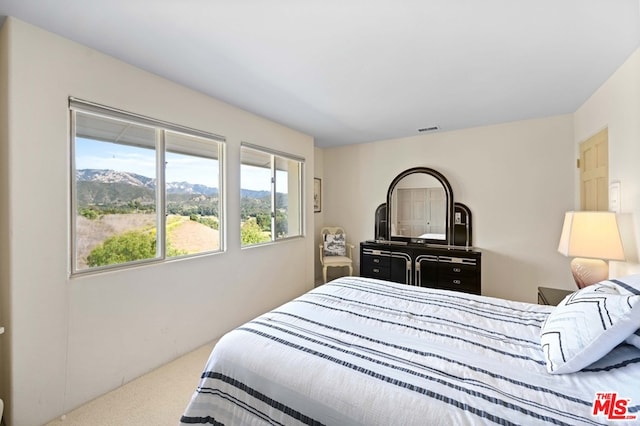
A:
314 178 322 213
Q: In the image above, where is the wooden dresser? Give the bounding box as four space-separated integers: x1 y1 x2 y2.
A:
360 241 482 295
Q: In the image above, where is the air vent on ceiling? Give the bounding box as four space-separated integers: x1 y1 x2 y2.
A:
418 126 440 133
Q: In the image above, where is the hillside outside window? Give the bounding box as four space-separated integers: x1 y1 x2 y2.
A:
240 143 304 247
70 98 225 274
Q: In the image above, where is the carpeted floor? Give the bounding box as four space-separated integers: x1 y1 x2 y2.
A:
45 340 216 426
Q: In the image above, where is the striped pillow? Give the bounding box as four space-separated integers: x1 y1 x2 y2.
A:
609 274 640 349
540 281 640 374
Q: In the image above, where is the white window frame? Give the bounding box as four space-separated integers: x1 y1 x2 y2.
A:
70 98 226 275
240 142 304 247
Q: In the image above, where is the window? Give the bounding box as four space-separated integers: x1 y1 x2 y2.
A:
240 143 304 246
70 98 225 274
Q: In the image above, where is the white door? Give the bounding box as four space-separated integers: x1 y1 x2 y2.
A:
580 128 608 211
396 187 445 237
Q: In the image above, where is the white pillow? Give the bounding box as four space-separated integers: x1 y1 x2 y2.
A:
323 233 346 257
627 329 640 349
609 274 640 349
540 281 640 374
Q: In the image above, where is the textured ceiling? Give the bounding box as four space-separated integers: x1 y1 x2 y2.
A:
1 0 639 147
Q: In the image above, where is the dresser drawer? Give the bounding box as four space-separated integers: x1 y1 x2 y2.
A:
437 256 479 293
436 274 478 294
438 262 476 278
360 248 391 279
361 264 390 279
361 254 390 269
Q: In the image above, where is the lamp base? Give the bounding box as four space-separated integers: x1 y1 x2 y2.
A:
570 257 608 289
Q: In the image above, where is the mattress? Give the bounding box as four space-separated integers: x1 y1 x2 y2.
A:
180 276 640 425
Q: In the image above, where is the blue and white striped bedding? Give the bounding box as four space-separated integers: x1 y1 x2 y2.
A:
180 277 640 425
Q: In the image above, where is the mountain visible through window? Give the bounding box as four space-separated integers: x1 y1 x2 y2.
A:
71 104 224 274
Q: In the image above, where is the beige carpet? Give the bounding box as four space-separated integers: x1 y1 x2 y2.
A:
46 340 216 426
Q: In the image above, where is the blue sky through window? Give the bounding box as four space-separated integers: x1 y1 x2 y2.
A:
76 138 280 191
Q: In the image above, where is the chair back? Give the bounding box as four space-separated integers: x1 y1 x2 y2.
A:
319 227 353 282
321 227 346 239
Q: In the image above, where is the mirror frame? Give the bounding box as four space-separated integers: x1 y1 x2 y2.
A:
386 167 454 245
374 203 388 240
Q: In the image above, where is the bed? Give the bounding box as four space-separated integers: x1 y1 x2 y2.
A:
180 276 640 425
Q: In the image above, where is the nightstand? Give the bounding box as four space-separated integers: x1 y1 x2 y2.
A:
537 286 573 306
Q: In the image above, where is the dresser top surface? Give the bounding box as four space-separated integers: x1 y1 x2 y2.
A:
361 240 481 256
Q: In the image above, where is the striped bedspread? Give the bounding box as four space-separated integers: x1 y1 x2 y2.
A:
180 277 640 425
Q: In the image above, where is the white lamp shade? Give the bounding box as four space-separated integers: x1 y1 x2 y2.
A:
557 211 625 261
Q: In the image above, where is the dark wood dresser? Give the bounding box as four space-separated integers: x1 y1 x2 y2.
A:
360 241 482 294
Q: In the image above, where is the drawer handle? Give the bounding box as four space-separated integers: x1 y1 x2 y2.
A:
373 268 380 273
453 279 462 285
373 259 380 263
453 267 462 273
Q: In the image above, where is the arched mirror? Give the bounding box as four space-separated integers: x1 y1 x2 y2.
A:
386 167 454 245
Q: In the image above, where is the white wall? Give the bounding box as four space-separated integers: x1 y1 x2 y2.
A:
0 13 10 426
313 147 325 284
574 47 640 276
318 47 640 302
1 18 315 426
321 115 576 301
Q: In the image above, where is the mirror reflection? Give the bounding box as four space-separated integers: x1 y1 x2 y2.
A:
390 173 446 240
386 167 454 245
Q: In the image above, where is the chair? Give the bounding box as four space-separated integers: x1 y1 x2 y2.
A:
319 227 354 283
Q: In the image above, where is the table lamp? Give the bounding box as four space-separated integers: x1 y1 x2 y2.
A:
557 211 625 289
